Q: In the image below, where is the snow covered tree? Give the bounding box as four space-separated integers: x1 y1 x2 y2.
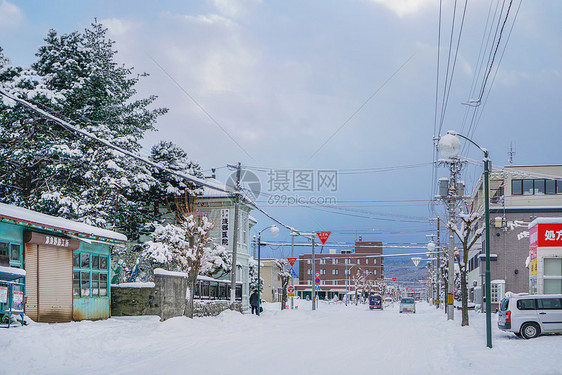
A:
274 259 291 310
449 206 484 326
248 257 261 293
143 194 228 318
0 22 169 241
146 140 202 218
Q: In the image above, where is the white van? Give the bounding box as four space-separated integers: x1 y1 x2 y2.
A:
498 294 562 339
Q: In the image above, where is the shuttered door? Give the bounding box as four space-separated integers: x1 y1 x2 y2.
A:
24 243 38 321
38 245 73 322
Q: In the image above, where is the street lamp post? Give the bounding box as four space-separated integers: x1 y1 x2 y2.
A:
438 130 492 348
256 225 279 316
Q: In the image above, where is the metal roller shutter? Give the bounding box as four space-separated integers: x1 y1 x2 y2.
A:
38 245 73 322
24 243 38 321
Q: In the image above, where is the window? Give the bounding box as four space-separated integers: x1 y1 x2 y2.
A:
81 253 90 268
517 299 536 310
10 244 20 262
546 179 556 194
537 298 562 310
534 179 545 195
320 280 326 285
333 280 338 285
545 258 562 276
344 269 350 275
307 269 312 275
544 259 562 294
73 252 109 298
319 259 326 265
307 259 311 265
513 179 562 196
332 269 339 275
374 258 377 265
365 259 369 265
512 179 523 195
523 179 534 195
0 242 21 268
357 259 360 264
374 270 377 276
320 269 326 275
344 258 350 265
332 259 339 265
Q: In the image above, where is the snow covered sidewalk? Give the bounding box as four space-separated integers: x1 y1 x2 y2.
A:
1 300 561 374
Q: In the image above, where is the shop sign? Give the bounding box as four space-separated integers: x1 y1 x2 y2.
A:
0 286 7 303
13 291 23 304
533 223 562 247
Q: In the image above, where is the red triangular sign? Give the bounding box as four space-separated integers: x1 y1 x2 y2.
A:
287 257 297 267
316 231 331 245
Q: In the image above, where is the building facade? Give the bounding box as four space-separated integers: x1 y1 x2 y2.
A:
199 180 256 311
468 165 562 310
0 203 126 322
259 258 284 303
297 240 384 300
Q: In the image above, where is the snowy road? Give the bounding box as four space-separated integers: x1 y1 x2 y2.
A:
1 300 561 375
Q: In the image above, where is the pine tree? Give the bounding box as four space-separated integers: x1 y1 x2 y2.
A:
0 22 170 241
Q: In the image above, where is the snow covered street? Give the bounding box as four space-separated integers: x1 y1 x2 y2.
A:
2 300 561 375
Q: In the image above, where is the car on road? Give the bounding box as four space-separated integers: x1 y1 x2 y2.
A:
399 297 416 313
498 294 562 339
383 297 393 308
369 294 383 310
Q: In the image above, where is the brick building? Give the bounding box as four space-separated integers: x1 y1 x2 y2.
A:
296 239 384 300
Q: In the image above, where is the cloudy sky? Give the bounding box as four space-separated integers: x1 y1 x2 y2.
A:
1 0 561 257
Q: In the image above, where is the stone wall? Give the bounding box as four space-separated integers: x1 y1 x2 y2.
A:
111 274 243 319
111 283 159 316
186 300 242 317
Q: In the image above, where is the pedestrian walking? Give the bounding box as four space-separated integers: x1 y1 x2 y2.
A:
250 290 259 314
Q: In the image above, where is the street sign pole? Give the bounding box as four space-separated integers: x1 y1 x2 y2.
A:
291 233 295 310
312 237 316 311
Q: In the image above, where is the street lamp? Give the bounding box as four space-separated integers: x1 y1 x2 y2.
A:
256 225 279 316
438 130 492 349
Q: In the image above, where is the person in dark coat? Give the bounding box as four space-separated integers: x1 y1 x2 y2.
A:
250 290 259 314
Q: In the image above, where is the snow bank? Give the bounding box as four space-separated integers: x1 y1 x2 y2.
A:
112 282 155 288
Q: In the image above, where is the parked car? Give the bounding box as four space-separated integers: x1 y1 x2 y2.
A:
498 294 562 339
399 297 415 313
369 294 383 310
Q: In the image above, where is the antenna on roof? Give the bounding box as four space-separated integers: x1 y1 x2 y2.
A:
508 142 516 165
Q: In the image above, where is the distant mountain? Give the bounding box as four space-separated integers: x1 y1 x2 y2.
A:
384 257 429 289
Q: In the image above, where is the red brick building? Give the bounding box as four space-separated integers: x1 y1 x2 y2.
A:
296 240 384 300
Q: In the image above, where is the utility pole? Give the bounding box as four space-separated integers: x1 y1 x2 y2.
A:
445 159 462 320
311 237 316 311
436 219 441 309
229 162 241 306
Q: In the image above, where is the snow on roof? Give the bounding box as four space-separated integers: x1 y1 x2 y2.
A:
153 269 241 284
0 202 127 243
153 268 189 278
200 178 234 198
528 217 562 229
0 265 26 277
